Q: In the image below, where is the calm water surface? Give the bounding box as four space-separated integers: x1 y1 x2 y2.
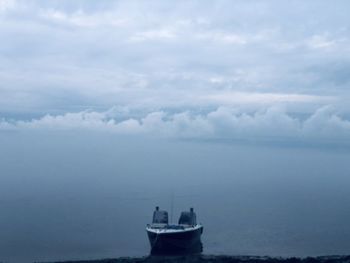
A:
1 132 350 262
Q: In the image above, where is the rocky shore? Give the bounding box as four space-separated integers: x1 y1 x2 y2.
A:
49 255 350 263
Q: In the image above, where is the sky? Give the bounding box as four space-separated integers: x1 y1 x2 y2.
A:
0 0 350 144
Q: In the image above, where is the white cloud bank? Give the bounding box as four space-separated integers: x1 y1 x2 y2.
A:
1 106 349 143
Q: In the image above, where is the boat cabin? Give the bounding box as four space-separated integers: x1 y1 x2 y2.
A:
178 207 197 226
151 206 198 227
152 206 168 224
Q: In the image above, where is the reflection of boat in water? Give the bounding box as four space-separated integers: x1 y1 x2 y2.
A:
146 206 203 254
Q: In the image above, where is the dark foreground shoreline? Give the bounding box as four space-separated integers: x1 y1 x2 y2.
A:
47 255 350 263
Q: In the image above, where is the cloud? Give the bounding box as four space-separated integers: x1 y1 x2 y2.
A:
305 34 345 51
39 9 129 28
1 0 350 115
195 31 247 45
303 106 350 140
1 106 350 144
200 92 334 105
129 29 177 42
0 0 15 12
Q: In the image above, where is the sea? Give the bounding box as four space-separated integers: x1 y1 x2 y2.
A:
1 132 350 262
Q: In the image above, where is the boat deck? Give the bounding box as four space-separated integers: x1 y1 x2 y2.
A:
146 224 203 234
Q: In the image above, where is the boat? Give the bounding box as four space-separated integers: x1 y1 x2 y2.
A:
146 206 203 254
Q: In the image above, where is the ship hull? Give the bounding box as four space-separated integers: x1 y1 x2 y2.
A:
147 226 203 254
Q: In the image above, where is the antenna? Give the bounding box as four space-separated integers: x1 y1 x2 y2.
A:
170 192 174 224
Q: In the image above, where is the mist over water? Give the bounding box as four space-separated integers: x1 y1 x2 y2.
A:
1 132 350 263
